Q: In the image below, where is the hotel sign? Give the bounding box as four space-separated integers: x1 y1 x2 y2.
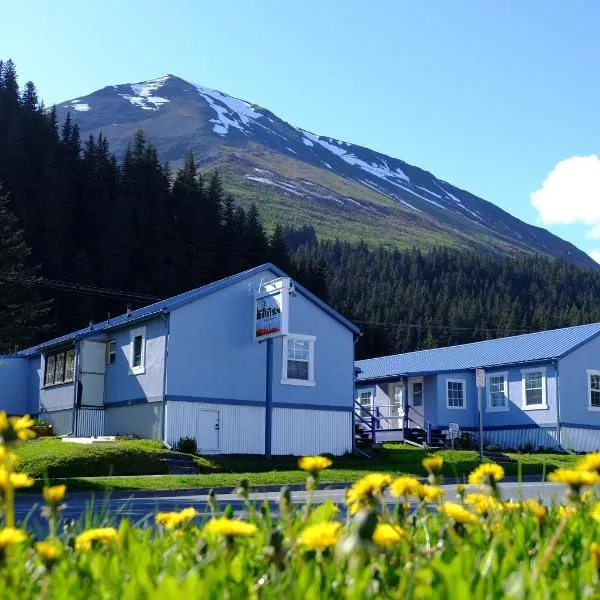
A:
253 277 290 341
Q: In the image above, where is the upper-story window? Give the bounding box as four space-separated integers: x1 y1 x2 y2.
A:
129 327 146 375
106 340 116 365
281 334 315 386
521 368 547 410
588 370 600 410
486 372 509 412
446 379 466 409
44 348 75 387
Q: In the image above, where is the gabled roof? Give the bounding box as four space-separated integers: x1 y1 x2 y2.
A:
20 264 360 356
356 322 600 382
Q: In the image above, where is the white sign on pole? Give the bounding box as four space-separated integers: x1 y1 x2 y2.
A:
475 368 485 388
448 422 460 438
253 277 290 342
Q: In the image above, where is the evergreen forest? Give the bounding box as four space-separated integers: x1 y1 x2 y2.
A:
2 58 600 359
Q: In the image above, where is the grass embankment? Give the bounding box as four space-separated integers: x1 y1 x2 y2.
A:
17 439 579 492
15 439 168 479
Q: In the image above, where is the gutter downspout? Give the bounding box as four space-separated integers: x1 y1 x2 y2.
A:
160 311 170 448
352 331 363 455
553 359 563 451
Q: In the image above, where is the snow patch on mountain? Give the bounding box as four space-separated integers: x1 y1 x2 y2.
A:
118 76 170 111
72 102 90 112
245 175 304 196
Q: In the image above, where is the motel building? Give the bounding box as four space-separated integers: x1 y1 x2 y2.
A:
0 264 360 456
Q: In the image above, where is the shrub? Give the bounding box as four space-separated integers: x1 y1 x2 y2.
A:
485 443 503 453
175 436 198 455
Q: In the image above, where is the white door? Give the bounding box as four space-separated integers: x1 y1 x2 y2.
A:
79 341 106 407
175 409 220 451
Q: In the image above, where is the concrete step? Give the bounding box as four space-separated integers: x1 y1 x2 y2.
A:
162 453 201 475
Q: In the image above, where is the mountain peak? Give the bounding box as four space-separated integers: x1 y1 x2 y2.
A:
53 75 597 269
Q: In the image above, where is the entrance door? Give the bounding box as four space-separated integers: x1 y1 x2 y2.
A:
188 409 220 451
407 378 425 429
79 340 106 407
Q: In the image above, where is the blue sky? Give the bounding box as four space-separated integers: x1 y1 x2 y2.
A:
4 1 600 259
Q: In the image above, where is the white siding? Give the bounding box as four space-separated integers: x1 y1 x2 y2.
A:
104 403 163 440
271 408 352 456
76 409 105 437
561 427 600 452
478 427 559 450
166 401 265 454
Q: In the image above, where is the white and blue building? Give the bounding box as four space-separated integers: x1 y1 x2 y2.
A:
355 323 600 452
0 264 360 456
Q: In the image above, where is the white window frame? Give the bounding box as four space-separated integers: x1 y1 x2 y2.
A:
409 377 424 408
587 369 600 411
521 367 547 410
446 378 467 410
106 340 117 365
392 382 405 418
485 371 509 412
357 388 374 420
129 326 146 376
281 334 315 386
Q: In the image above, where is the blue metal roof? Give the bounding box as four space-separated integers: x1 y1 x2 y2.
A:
356 322 600 382
19 264 360 356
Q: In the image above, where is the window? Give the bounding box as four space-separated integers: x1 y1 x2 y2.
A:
411 381 423 407
358 390 373 419
486 372 509 412
129 327 146 375
521 368 547 409
588 370 600 410
446 379 466 409
281 334 315 386
106 340 116 365
43 348 75 387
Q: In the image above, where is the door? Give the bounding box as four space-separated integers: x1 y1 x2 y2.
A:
389 382 404 429
176 408 219 452
407 378 424 429
79 340 106 407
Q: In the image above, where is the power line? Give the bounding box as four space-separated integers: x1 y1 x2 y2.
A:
0 271 161 302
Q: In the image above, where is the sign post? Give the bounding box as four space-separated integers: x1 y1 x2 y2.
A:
254 278 290 458
448 422 459 450
475 368 485 463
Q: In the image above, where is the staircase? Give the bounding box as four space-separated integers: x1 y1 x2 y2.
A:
404 427 447 448
162 452 201 475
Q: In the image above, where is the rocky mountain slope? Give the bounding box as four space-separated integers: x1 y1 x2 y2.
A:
55 75 595 267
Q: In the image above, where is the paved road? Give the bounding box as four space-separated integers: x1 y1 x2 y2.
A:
14 480 568 532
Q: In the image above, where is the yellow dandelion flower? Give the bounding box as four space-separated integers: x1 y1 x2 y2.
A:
557 505 577 520
591 503 600 522
582 490 593 503
0 446 17 465
468 463 505 485
35 541 62 562
372 523 404 547
346 473 392 505
422 456 444 474
298 456 332 473
0 469 34 490
8 415 36 441
75 527 119 551
417 484 444 503
155 507 197 530
577 453 600 474
503 500 522 511
298 521 341 551
0 528 27 549
204 518 258 537
524 499 547 524
464 493 503 516
591 543 600 570
548 468 600 489
43 485 66 506
390 476 421 498
440 502 478 525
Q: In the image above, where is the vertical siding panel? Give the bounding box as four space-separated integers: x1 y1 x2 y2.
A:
562 427 600 452
40 409 73 435
479 427 559 450
166 401 265 454
76 409 105 437
271 408 352 456
104 403 163 439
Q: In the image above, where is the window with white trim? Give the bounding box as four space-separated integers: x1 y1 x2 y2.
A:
106 340 116 365
588 370 600 410
446 379 466 409
44 348 75 387
486 372 509 411
358 390 373 419
521 368 547 409
129 327 146 375
281 334 315 386
411 381 423 407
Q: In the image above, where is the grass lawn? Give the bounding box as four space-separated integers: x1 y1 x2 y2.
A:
17 439 579 492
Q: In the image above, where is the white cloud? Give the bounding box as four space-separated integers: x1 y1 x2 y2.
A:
531 155 600 229
588 250 600 264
